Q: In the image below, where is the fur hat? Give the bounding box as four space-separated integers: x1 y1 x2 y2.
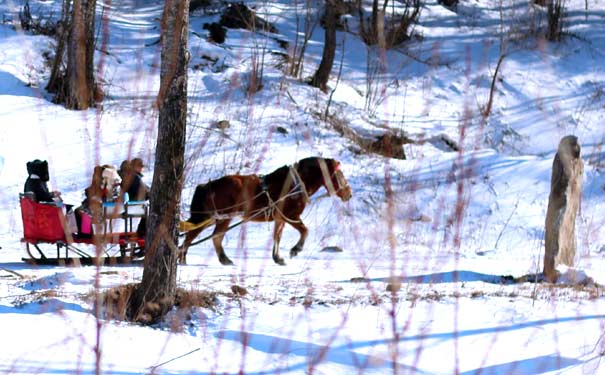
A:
26 159 49 181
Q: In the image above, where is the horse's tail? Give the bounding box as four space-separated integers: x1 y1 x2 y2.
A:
186 182 213 224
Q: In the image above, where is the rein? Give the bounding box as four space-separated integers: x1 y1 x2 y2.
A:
289 165 310 204
186 166 309 220
185 207 269 247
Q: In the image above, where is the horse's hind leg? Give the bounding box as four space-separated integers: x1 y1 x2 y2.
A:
288 220 308 258
213 219 234 265
179 226 205 264
272 220 286 265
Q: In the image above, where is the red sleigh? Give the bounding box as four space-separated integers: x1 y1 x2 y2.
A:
19 193 147 266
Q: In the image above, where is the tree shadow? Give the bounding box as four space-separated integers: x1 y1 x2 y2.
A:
0 298 88 315
459 354 582 375
353 270 600 286
346 270 518 285
0 71 41 98
216 311 604 374
400 270 518 284
214 329 432 375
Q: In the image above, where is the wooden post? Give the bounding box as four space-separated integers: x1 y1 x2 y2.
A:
543 135 583 282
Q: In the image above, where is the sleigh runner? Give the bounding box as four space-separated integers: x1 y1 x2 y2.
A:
19 193 147 265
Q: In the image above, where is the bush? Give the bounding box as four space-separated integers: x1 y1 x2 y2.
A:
19 0 58 37
546 0 566 41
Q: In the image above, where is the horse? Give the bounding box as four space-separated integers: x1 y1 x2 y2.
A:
179 157 352 265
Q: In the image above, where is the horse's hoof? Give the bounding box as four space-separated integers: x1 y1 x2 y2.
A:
219 257 234 266
290 245 303 258
274 257 286 266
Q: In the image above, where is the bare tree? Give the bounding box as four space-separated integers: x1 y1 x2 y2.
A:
46 0 98 110
358 0 384 46
310 0 338 92
483 52 506 118
357 0 421 48
546 0 566 41
128 0 190 324
288 0 316 79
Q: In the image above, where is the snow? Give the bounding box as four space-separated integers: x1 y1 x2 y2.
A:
1 0 605 374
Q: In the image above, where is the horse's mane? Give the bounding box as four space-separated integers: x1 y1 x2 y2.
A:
260 157 336 198
260 164 291 192
296 156 334 171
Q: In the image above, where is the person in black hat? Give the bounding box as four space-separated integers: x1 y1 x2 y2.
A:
24 159 77 234
24 159 61 203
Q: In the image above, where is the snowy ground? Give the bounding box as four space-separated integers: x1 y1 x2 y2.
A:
0 0 605 373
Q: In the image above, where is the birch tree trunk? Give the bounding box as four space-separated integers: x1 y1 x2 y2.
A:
543 135 583 283
128 0 189 324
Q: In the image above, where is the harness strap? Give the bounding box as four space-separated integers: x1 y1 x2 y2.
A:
184 164 311 234
289 165 310 204
318 159 336 196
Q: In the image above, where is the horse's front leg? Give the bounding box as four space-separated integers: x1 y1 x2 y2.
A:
288 220 308 258
213 219 234 265
272 220 286 265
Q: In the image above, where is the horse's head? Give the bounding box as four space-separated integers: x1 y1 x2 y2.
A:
319 159 352 202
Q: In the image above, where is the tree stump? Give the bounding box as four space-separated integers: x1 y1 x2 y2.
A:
543 135 583 282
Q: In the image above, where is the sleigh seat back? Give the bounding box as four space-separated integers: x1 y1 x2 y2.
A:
20 193 66 243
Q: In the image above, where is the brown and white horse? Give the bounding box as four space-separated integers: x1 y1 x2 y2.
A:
179 157 352 265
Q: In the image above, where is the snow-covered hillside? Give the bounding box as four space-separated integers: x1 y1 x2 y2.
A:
0 0 604 373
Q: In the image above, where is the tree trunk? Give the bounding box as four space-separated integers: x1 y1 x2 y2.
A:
310 0 337 93
543 135 583 283
370 0 379 42
65 0 96 109
128 0 189 324
84 0 97 102
48 0 97 110
46 0 71 93
483 53 506 118
364 0 385 45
